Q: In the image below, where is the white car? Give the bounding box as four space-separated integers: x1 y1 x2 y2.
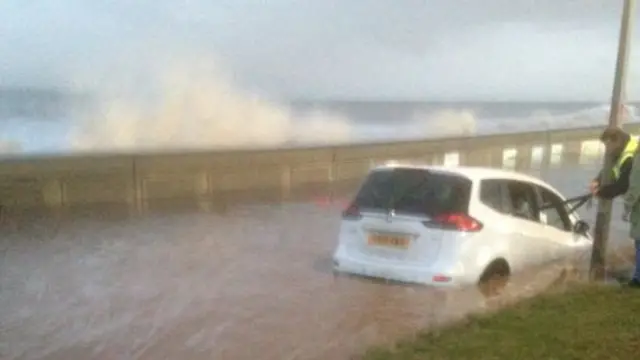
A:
332 163 593 294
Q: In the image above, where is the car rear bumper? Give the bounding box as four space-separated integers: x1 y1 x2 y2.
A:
332 246 469 287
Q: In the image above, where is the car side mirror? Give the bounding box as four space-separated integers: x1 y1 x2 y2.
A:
573 220 590 235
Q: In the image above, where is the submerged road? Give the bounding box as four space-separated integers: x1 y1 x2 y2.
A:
0 164 632 360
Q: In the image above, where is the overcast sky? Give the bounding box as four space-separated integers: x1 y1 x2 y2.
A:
1 0 640 100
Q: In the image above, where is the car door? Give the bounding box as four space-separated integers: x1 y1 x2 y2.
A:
534 184 591 259
502 180 550 267
479 179 532 272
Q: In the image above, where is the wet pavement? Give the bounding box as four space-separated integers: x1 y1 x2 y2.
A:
0 165 634 360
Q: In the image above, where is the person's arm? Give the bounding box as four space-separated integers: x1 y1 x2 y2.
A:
597 158 633 199
590 169 602 194
625 155 640 212
593 169 603 183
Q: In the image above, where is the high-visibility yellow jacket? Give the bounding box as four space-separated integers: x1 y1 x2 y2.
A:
596 137 638 199
613 137 639 180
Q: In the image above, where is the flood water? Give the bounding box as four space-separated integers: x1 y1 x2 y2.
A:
0 165 633 360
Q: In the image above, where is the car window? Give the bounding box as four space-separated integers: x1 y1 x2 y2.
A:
504 180 539 222
353 168 471 216
537 185 572 231
479 179 511 214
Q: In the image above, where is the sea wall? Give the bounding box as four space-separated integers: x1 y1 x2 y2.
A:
0 124 636 215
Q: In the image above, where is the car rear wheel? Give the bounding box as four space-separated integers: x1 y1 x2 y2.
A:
478 259 511 298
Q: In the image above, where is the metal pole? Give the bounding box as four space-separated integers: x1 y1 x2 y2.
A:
590 0 636 281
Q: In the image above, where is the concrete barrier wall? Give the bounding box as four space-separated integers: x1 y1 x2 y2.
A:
1 123 639 214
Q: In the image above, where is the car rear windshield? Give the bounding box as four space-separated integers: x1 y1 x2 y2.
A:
353 168 471 216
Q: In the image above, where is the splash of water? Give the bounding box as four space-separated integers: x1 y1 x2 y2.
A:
0 139 22 154
410 108 477 137
69 60 352 152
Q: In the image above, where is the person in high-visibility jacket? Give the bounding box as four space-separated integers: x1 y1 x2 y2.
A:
623 152 640 288
589 126 638 199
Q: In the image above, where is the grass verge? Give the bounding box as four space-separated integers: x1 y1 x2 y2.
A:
362 284 640 360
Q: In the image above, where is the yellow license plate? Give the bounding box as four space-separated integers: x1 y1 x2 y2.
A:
367 233 410 249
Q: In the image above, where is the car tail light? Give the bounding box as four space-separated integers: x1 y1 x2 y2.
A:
423 212 482 232
432 274 452 283
342 203 362 220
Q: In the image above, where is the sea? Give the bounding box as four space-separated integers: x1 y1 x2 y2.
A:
0 87 638 155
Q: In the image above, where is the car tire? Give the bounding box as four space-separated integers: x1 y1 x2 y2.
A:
478 259 511 298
